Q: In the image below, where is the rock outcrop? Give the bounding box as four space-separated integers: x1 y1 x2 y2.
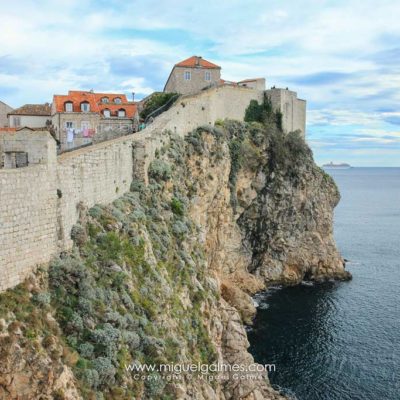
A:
0 118 349 399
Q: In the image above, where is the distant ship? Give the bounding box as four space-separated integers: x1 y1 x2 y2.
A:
322 161 352 169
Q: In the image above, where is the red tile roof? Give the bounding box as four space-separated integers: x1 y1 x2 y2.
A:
0 127 17 132
9 103 51 116
175 56 220 69
52 90 137 118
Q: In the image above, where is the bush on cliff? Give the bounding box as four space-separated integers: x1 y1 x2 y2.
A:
244 94 278 127
140 92 178 120
45 150 217 398
148 159 172 182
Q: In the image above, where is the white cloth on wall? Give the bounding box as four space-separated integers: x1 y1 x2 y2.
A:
67 128 74 143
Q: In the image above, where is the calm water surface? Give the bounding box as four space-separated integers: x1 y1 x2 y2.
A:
248 168 400 400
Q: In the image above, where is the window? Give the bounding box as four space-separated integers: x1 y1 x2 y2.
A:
184 71 191 80
118 109 126 117
80 102 90 112
101 97 109 103
65 121 73 128
103 109 111 118
64 102 73 112
205 71 211 81
114 97 122 104
4 151 28 168
12 116 21 127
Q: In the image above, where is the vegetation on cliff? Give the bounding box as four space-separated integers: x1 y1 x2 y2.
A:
140 92 178 121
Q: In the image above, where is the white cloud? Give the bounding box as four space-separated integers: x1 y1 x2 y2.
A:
352 137 399 144
119 78 155 96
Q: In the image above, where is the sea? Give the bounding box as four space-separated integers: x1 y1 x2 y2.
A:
248 167 400 400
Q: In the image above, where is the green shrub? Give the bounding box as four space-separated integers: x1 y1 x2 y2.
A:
244 94 280 129
71 224 86 246
79 342 95 358
148 160 172 182
170 197 184 216
79 368 100 389
89 205 103 219
92 357 116 385
244 99 263 122
140 92 178 120
32 292 51 306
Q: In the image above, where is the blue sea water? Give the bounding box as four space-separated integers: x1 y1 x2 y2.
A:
248 168 400 400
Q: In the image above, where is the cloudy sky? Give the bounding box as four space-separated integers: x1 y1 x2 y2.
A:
1 0 400 166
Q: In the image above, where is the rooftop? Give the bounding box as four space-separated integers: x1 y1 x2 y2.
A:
9 103 51 116
53 90 137 118
175 56 221 69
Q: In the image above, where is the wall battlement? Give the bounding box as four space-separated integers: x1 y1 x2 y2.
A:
0 85 266 291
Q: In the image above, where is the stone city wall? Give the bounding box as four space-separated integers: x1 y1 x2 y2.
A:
0 85 266 291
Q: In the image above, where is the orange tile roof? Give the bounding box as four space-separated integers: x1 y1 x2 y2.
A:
175 56 220 69
0 127 17 132
52 90 137 118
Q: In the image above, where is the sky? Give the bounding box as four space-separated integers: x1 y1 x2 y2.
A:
1 0 400 166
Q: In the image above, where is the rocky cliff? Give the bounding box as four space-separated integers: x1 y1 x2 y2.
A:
0 117 350 400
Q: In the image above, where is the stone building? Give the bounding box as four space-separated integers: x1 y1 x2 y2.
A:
265 88 306 135
0 101 13 127
164 56 268 96
52 90 138 151
164 56 221 95
7 103 51 128
237 78 266 91
0 128 56 169
164 56 305 136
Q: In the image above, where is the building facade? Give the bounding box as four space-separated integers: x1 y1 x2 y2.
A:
164 56 221 95
0 101 13 127
52 90 138 151
7 103 51 129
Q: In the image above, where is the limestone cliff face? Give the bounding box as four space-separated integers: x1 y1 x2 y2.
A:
0 120 349 400
185 120 350 291
237 135 351 285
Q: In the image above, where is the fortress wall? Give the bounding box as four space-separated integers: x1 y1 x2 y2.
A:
161 85 263 136
294 99 306 136
0 164 58 290
57 137 135 250
0 85 263 291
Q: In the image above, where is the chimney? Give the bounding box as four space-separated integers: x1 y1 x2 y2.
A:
195 56 202 66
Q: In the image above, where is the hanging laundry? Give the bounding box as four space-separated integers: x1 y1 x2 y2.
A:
83 128 89 137
67 128 74 143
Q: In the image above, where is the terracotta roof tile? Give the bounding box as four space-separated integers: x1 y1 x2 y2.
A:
175 56 220 69
9 103 51 116
52 90 137 118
